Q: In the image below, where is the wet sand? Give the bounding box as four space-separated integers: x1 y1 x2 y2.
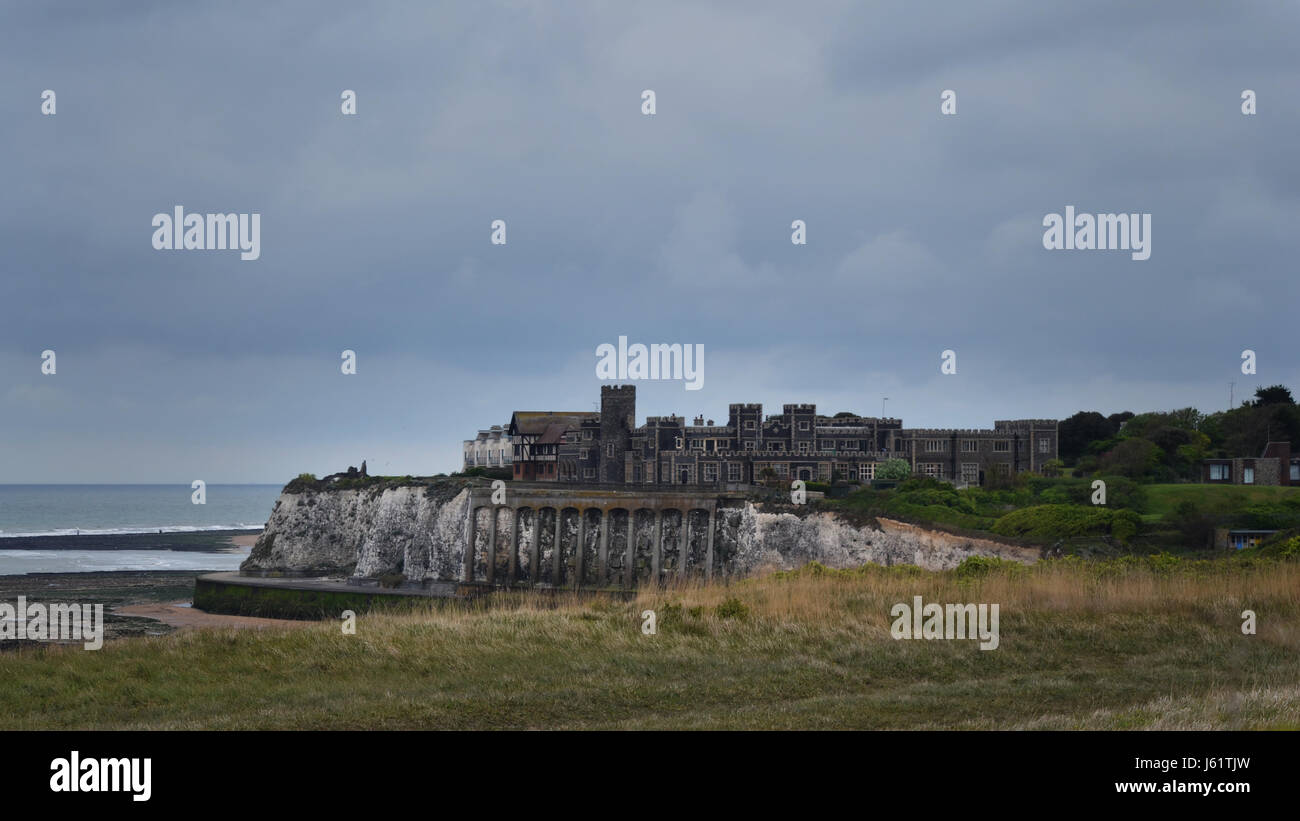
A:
115 601 310 631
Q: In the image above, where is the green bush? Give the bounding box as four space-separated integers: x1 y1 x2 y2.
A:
1110 510 1141 545
990 504 1132 542
954 555 1025 579
715 598 750 620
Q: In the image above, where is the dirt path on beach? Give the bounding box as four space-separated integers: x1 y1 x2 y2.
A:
115 602 312 631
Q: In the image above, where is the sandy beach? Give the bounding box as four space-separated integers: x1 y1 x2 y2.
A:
114 601 309 631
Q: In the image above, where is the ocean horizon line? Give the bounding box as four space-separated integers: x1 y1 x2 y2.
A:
0 482 284 487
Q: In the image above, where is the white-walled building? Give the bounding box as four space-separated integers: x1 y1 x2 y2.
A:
463 425 513 471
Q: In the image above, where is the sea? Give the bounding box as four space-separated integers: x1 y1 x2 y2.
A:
0 484 282 574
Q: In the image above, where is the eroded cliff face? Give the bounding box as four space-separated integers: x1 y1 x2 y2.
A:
242 484 1039 580
243 484 468 577
728 507 1040 573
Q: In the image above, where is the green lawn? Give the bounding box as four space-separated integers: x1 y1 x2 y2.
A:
1143 483 1300 521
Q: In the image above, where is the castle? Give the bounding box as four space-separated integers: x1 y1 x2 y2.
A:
507 385 1057 487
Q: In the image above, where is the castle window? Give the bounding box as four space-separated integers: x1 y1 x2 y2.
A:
584 468 595 479
728 463 740 481
798 442 809 454
1209 464 1229 481
674 437 683 449
925 440 945 452
583 430 592 440
961 440 978 453
798 421 810 431
820 441 834 451
580 449 588 460
745 441 756 451
961 463 979 484
606 443 615 457
1244 467 1255 484
745 420 756 430
1038 438 1051 453
994 440 1010 452
923 463 939 477
703 464 718 482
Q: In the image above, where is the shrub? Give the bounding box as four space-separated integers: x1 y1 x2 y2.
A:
990 504 1121 542
1110 510 1141 545
715 597 750 620
954 555 1025 579
875 459 911 481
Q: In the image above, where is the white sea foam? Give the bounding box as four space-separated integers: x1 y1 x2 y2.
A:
0 524 263 539
0 548 249 574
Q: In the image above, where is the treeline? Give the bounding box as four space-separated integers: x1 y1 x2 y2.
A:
1057 384 1300 482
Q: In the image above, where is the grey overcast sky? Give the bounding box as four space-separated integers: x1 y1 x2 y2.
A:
1 1 1298 483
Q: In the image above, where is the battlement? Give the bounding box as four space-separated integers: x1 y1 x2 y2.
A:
601 385 637 395
994 419 1058 429
903 428 1000 436
783 404 816 413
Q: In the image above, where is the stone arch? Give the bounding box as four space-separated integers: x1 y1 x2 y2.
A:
685 508 711 575
606 508 630 586
490 506 513 583
631 508 656 585
552 507 581 586
515 506 536 583
470 505 491 582
660 508 684 577
535 507 559 585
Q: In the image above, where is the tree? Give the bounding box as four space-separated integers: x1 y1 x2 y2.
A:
1058 411 1113 465
833 411 857 418
875 459 911 481
1168 499 1219 550
1252 385 1295 406
1041 458 1065 477
1107 411 1135 431
1097 438 1161 479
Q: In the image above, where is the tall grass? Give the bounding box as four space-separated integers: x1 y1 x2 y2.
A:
1 558 1297 730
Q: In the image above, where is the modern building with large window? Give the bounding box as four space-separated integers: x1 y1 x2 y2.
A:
507 385 1057 487
1202 441 1299 486
462 425 514 472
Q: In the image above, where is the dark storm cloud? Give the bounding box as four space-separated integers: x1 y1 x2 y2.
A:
1 1 1297 481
